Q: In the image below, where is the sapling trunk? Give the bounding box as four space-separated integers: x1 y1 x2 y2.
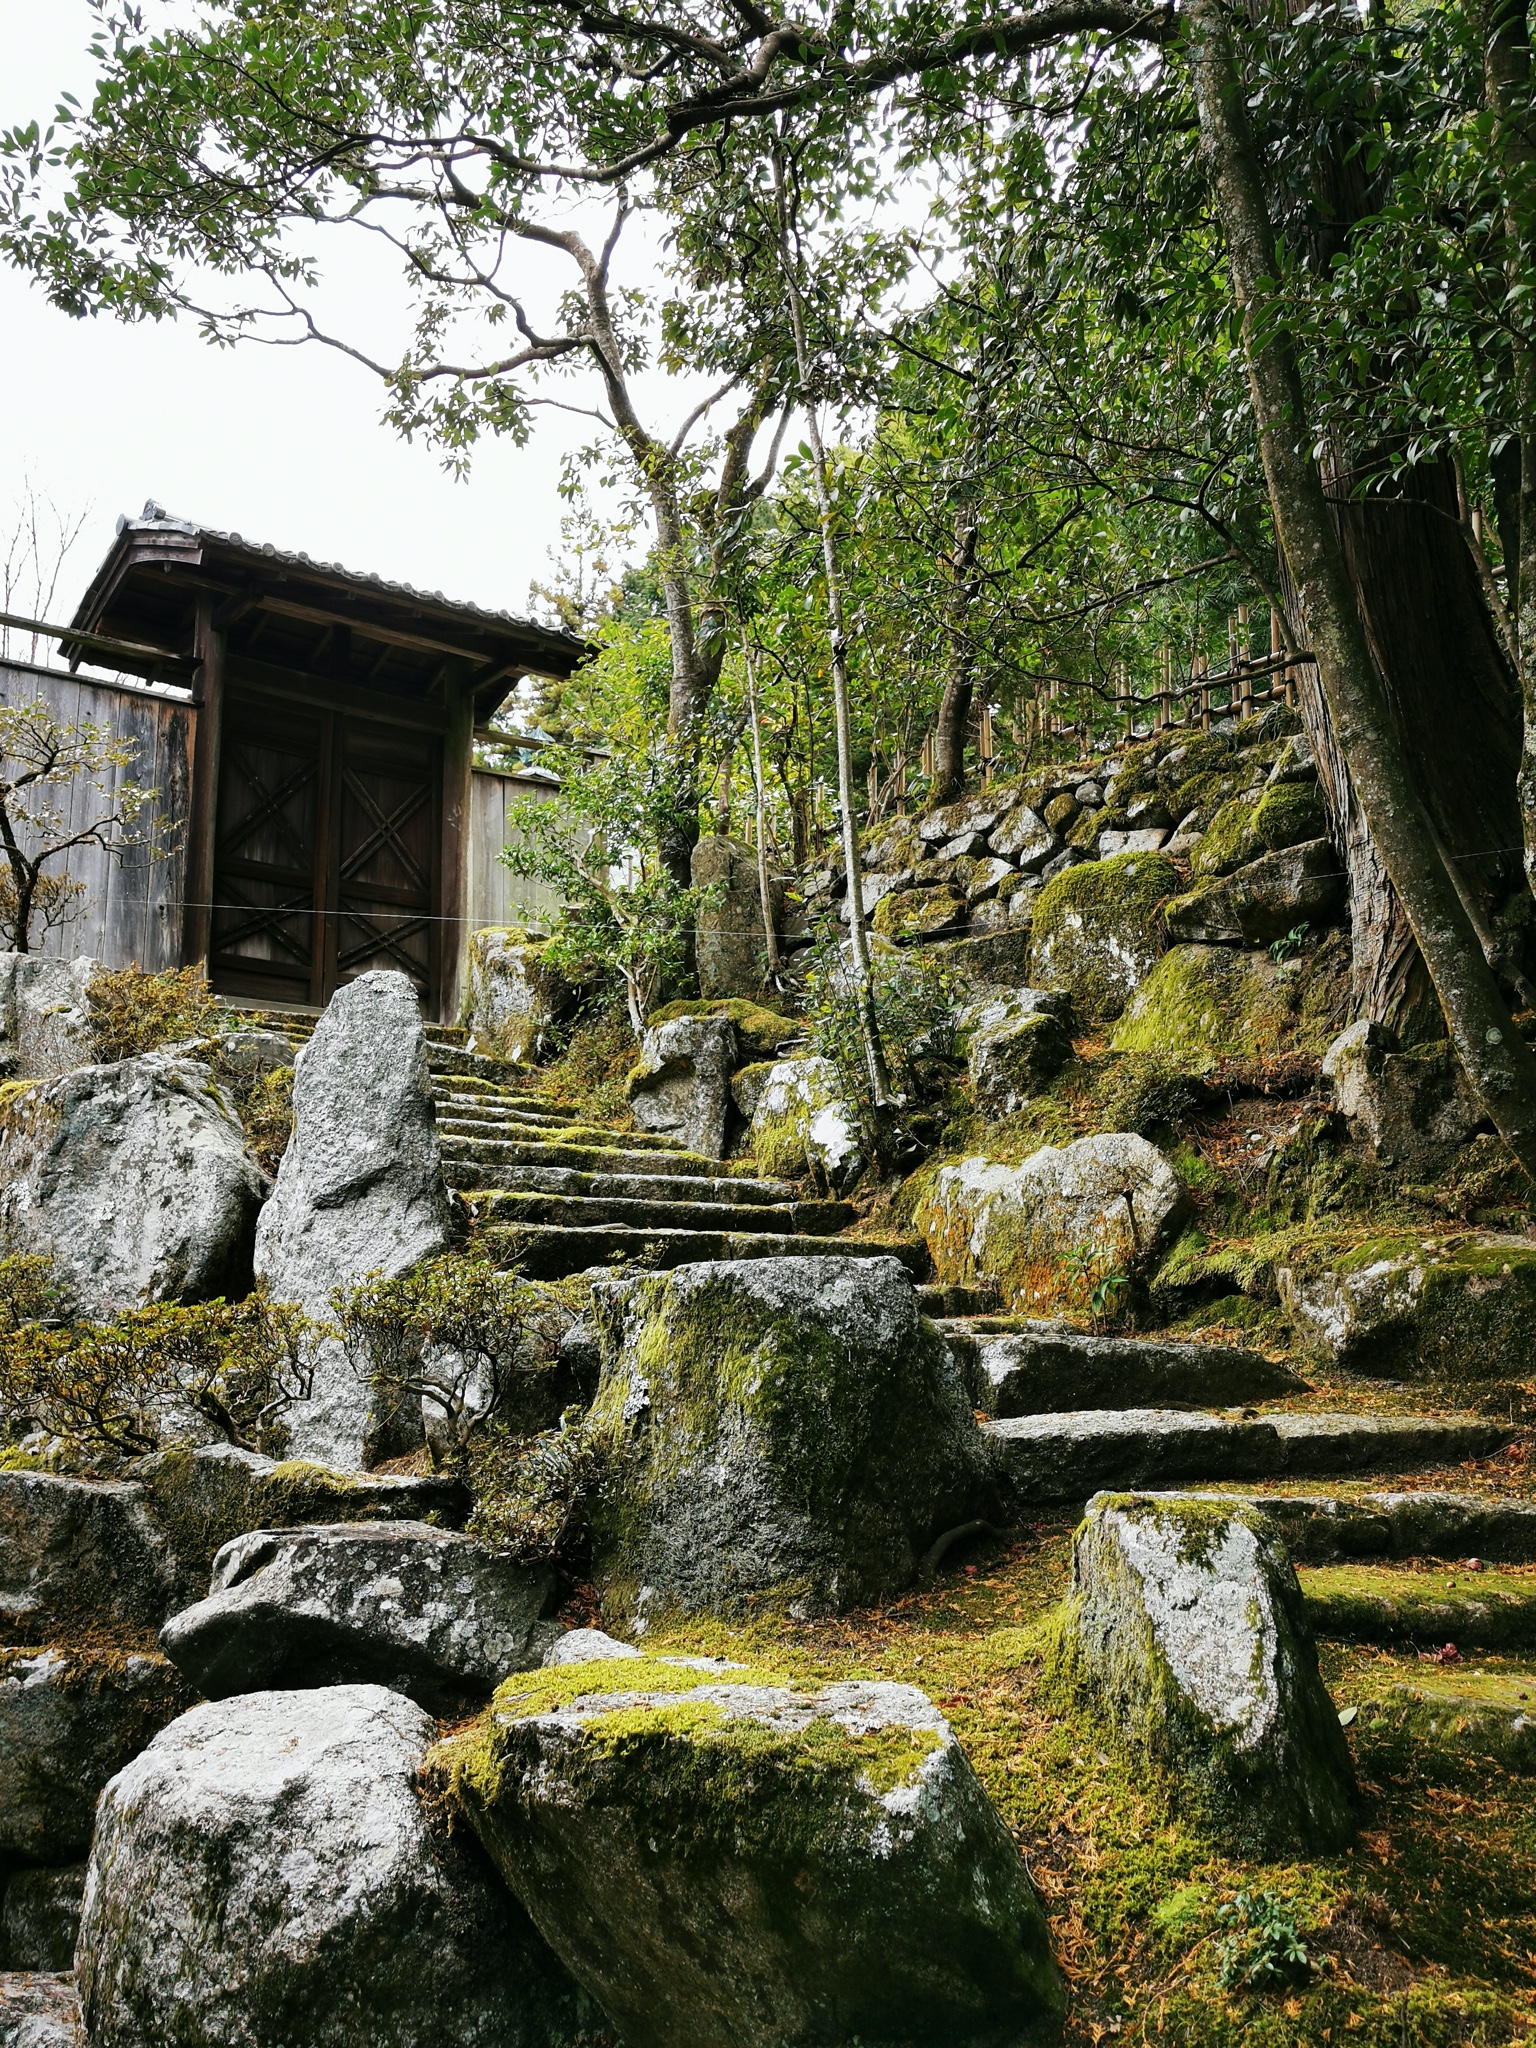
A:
772 143 894 1109
1190 0 1536 1177
743 640 784 986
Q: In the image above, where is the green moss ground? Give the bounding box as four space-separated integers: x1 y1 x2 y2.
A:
578 1525 1536 2044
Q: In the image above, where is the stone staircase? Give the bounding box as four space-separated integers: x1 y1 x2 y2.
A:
227 1004 920 1284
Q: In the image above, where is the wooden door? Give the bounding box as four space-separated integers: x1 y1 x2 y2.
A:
208 707 327 1005
331 726 439 1000
209 694 439 1008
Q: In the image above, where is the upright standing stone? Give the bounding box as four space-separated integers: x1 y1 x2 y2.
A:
460 928 574 1062
254 972 455 1470
625 1014 736 1159
691 835 777 999
0 955 96 1081
1050 1492 1357 1855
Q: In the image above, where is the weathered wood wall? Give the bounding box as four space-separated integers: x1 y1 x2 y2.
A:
468 763 569 933
0 660 191 973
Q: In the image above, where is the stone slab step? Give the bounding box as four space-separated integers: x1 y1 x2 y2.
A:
438 1107 584 1135
1299 1563 1536 1651
915 1283 1004 1318
454 1138 728 1179
426 1044 520 1083
984 1408 1510 1507
947 1323 1305 1417
443 1163 798 1207
460 1189 856 1235
481 1224 928 1282
441 1126 690 1161
1194 1489 1536 1565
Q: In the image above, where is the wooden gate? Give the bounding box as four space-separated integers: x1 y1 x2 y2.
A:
209 694 439 1007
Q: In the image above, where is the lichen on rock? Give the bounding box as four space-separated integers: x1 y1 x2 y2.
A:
747 1054 863 1186
461 926 574 1063
1048 1491 1357 1856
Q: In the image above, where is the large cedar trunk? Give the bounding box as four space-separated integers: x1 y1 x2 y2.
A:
1295 455 1527 1039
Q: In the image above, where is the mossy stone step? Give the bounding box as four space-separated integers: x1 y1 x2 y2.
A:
438 1108 585 1136
454 1139 730 1179
984 1408 1509 1508
915 1283 1004 1318
480 1224 928 1282
441 1125 691 1160
426 1043 520 1083
1354 1668 1536 1771
1192 1488 1536 1565
444 1163 798 1207
1300 1564 1536 1650
457 1188 856 1235
949 1324 1304 1416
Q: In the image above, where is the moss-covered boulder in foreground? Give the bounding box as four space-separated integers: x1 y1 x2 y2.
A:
1277 1232 1536 1380
435 1653 1064 2048
1029 852 1179 1020
913 1136 1187 1311
586 1255 989 1623
1049 1492 1357 1857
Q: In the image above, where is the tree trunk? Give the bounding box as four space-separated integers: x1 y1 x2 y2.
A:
930 498 981 807
1190 0 1536 1175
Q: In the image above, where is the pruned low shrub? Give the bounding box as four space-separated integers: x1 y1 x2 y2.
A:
85 964 225 1065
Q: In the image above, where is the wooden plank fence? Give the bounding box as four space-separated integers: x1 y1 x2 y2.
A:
0 658 191 973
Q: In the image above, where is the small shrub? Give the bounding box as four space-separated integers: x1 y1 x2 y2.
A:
334 1256 553 1468
1087 1053 1204 1142
0 1253 63 1335
86 965 223 1063
0 1292 317 1465
541 1011 639 1125
1215 1889 1311 1990
467 1404 622 1563
803 931 962 1148
239 1065 294 1177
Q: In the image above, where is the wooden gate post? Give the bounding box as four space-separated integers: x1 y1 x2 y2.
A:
182 597 224 973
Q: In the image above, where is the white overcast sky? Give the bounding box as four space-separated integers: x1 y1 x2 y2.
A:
0 2 700 625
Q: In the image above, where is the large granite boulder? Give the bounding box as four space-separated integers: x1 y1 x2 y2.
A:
1277 1233 1536 1381
1049 1492 1356 1855
437 1657 1063 2048
747 1054 864 1188
76 1685 595 2048
0 956 96 1082
1028 852 1178 1021
160 1521 557 1709
0 1647 191 1864
254 971 455 1470
692 834 780 999
587 1255 989 1623
0 1056 266 1316
1163 839 1343 947
136 1442 469 1599
0 1472 176 1642
460 927 574 1063
1322 1020 1483 1166
625 1013 735 1159
914 1135 1187 1311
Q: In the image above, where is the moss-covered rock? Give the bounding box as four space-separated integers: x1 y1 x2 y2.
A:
138 1441 468 1598
1322 1019 1482 1166
1164 839 1343 948
0 1646 194 1862
1188 795 1262 878
967 1009 1073 1118
585 1254 990 1622
434 1658 1063 2048
1048 1492 1357 1857
913 1136 1187 1311
0 1469 177 1642
1277 1233 1536 1381
461 927 573 1062
1252 778 1326 851
1029 852 1179 1021
871 885 969 940
647 997 792 1067
1112 941 1341 1061
747 1054 863 1186
1043 791 1079 832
